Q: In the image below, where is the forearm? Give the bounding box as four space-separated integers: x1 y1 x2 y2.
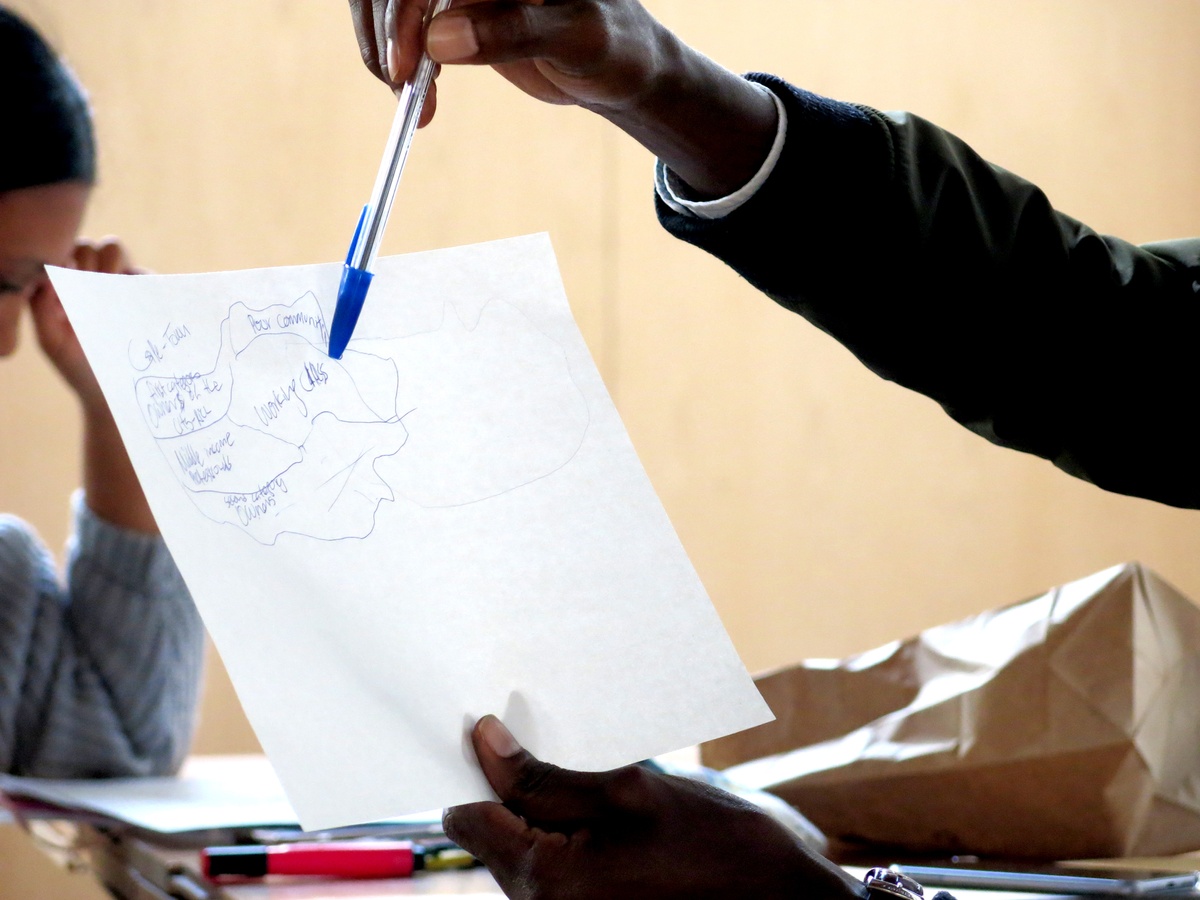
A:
81 403 157 534
659 76 1200 507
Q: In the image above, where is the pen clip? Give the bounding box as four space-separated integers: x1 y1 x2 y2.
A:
345 204 369 268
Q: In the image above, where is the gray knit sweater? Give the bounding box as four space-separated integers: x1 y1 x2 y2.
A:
0 494 203 777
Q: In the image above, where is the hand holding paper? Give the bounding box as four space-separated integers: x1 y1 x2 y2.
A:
442 715 860 900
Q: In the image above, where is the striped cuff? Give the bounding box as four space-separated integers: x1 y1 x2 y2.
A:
69 490 166 592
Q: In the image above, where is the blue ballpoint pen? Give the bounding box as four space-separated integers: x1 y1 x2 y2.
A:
328 0 454 360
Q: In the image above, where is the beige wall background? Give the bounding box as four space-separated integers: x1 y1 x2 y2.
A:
1 1 1198 895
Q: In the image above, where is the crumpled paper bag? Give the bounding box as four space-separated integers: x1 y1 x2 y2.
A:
703 562 1200 859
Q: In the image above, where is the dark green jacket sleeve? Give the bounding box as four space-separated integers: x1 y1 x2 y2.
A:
657 73 1200 508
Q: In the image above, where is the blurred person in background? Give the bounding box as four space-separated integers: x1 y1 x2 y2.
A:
0 5 203 778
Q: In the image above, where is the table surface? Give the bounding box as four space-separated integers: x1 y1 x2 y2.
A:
124 845 1174 900
203 864 1199 899
83 830 505 898
201 866 504 897
143 858 1111 899
21 820 1200 900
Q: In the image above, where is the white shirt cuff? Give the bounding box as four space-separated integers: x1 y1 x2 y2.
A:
654 85 787 221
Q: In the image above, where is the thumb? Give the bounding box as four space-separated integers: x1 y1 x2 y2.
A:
427 2 608 71
472 715 612 824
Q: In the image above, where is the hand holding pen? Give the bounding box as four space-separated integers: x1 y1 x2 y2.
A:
329 0 455 358
352 0 663 111
344 0 779 201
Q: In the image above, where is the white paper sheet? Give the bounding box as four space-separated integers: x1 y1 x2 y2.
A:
50 233 771 830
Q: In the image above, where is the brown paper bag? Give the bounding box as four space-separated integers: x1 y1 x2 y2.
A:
703 562 1200 859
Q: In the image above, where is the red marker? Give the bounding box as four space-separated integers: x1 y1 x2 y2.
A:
201 840 474 880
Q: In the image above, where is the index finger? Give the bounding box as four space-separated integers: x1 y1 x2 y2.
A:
349 0 433 87
349 0 385 80
442 801 537 863
443 801 574 896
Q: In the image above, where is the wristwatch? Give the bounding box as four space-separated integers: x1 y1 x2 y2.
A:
863 867 925 900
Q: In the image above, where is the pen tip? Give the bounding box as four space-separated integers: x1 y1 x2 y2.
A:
327 265 374 360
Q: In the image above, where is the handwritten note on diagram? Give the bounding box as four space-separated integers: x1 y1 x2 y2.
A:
51 234 771 830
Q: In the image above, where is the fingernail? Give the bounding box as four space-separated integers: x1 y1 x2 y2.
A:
386 37 400 83
479 715 522 758
427 15 478 63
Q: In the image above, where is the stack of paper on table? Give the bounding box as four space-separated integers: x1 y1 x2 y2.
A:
0 756 440 844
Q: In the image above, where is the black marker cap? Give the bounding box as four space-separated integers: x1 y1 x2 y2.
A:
202 846 268 878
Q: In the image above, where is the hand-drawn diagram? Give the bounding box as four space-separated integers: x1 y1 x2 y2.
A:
134 291 589 544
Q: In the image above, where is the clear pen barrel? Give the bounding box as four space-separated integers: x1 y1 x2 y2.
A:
351 0 453 272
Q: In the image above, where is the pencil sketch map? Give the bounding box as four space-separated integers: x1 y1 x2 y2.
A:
133 290 589 544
